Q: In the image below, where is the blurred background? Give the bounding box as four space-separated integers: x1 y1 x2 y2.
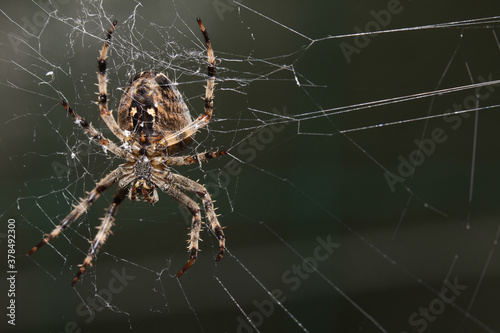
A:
2 0 500 332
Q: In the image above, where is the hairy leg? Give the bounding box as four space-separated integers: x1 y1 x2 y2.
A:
156 179 203 277
96 20 129 142
163 150 226 166
28 167 123 256
72 186 128 286
155 18 216 151
170 173 225 262
61 101 132 160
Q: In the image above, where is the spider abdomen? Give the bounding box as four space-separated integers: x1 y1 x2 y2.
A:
118 71 193 153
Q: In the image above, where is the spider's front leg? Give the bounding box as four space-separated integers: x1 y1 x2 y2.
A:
171 173 225 263
27 167 122 257
155 178 203 277
72 186 128 286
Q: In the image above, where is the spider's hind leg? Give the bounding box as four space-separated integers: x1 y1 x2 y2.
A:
154 18 216 151
61 101 129 159
96 20 128 142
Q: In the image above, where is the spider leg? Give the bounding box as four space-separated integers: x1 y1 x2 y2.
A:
164 150 227 166
170 173 225 262
72 186 128 286
197 17 215 123
96 20 129 142
61 101 133 160
155 178 203 277
27 166 123 256
154 18 216 151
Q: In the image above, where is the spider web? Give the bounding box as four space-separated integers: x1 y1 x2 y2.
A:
2 0 500 332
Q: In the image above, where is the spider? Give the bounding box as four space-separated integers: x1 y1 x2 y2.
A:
28 18 226 286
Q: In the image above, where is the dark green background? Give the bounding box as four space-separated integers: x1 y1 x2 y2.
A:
2 0 500 332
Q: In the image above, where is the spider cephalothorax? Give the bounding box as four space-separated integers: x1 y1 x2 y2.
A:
28 18 226 285
129 155 157 203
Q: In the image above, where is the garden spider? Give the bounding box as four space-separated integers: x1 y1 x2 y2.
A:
28 18 226 286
